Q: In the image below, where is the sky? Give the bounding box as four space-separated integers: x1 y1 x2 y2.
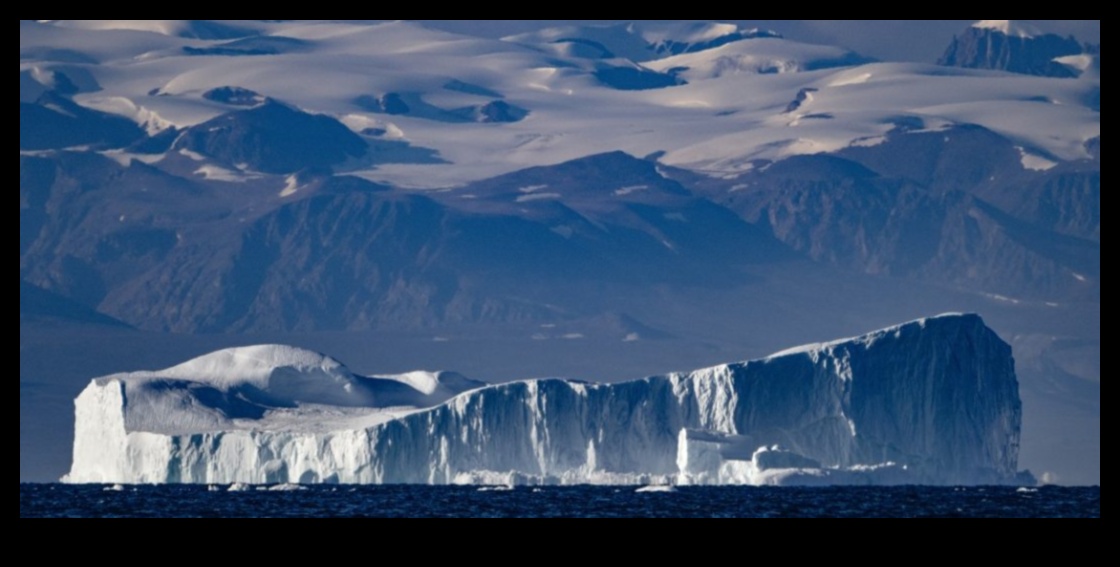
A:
414 20 1101 63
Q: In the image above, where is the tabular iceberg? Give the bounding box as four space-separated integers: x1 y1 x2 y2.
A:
65 314 1025 486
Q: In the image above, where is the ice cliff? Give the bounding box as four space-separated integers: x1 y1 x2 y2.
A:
65 315 1024 486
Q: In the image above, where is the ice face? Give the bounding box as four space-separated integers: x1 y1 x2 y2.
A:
65 314 1023 486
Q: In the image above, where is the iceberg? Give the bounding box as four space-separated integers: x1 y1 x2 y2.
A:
65 315 1024 486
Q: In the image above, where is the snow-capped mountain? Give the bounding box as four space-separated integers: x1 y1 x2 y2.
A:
66 315 1026 486
19 20 1099 331
939 20 1097 78
19 20 1100 485
20 20 1097 186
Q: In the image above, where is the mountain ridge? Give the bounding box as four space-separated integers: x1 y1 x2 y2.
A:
939 20 1092 77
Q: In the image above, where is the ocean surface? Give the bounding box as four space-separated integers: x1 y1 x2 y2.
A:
20 485 1099 518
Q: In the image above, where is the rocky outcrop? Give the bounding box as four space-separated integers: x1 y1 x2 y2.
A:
939 22 1089 78
175 100 368 174
20 92 145 151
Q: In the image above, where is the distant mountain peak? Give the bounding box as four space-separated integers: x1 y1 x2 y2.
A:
972 20 1041 39
173 99 368 174
641 22 782 57
940 21 1088 77
505 21 782 63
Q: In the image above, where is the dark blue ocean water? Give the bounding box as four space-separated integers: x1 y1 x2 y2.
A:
19 485 1099 518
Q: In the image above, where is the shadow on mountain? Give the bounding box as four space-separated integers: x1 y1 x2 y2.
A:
688 146 1099 302
355 93 529 124
183 36 308 57
444 80 504 99
203 86 265 107
175 20 261 40
175 100 368 174
652 28 783 57
20 280 129 328
365 139 446 165
594 64 685 90
939 25 1088 78
20 92 144 151
20 47 99 64
838 124 1022 193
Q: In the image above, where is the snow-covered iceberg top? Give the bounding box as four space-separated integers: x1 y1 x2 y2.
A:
66 314 1025 486
78 344 483 437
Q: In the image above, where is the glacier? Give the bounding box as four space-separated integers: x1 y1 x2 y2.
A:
65 314 1025 486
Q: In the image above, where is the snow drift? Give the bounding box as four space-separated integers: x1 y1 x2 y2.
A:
66 315 1024 486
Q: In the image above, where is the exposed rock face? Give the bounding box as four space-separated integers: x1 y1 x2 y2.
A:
472 101 529 123
695 148 1099 303
650 27 783 57
938 22 1088 78
20 92 145 151
976 165 1100 242
175 100 368 174
202 87 265 107
21 152 787 333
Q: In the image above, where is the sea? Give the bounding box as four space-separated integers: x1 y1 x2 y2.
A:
20 485 1100 518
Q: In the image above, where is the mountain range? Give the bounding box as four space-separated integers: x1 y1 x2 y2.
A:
19 20 1099 485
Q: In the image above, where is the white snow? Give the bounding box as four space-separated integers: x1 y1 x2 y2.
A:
178 149 207 162
20 21 1098 187
973 20 1041 39
99 150 167 167
643 22 742 46
850 136 887 148
828 72 873 88
645 38 862 81
82 96 176 135
20 71 49 103
1054 54 1094 73
40 20 254 38
66 315 1023 487
614 185 649 196
279 175 302 197
1017 148 1059 172
504 23 656 63
196 165 254 182
63 345 483 446
516 193 562 203
764 313 962 359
